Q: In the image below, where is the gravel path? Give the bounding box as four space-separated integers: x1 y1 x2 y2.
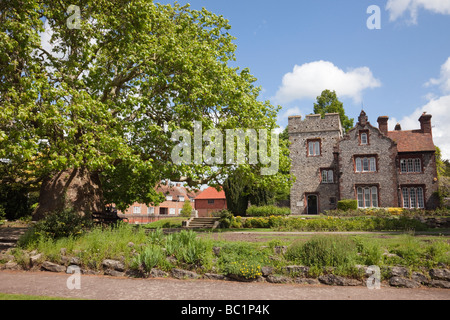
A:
1 270 449 300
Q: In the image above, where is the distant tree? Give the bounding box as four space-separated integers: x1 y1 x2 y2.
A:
180 199 193 218
314 90 354 132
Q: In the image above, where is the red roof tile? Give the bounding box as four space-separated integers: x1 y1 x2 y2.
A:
156 184 200 199
195 187 226 200
387 130 435 153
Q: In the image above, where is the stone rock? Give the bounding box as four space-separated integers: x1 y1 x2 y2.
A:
389 266 409 277
102 259 125 272
0 253 15 262
266 275 292 284
318 274 361 286
212 247 221 256
42 261 66 273
30 253 43 266
411 272 429 285
294 278 320 285
389 277 420 288
166 256 178 265
69 256 81 266
171 268 200 280
104 269 125 277
3 261 20 270
429 269 450 281
203 273 227 281
273 246 287 255
261 266 274 277
125 269 146 278
430 280 450 289
150 268 169 278
283 265 309 276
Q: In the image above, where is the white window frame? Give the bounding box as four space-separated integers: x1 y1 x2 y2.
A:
357 186 378 208
169 208 176 215
133 206 141 214
360 132 368 145
321 169 334 184
147 207 155 215
402 187 425 209
308 140 321 156
355 157 377 172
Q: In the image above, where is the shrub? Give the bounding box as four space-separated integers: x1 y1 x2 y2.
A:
180 200 193 218
18 208 93 247
246 205 290 217
132 245 165 272
337 199 358 211
286 235 359 273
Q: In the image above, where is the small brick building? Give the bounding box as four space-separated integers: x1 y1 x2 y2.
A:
194 187 227 217
120 183 199 223
289 111 439 214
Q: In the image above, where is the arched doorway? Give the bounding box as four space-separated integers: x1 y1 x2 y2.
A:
307 194 318 215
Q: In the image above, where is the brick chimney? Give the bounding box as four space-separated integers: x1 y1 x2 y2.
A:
419 112 432 134
377 116 389 135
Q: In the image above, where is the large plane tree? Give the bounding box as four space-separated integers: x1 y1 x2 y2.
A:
0 0 289 220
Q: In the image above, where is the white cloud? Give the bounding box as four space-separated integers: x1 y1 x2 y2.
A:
397 58 450 160
397 95 450 159
425 57 450 93
274 61 381 104
386 0 450 24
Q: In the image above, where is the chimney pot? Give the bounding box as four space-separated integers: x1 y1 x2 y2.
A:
377 116 389 135
419 113 432 134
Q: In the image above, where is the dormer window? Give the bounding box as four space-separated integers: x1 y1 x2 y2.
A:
359 131 369 145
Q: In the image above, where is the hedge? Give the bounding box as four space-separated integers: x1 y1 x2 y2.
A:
246 205 290 217
337 199 358 211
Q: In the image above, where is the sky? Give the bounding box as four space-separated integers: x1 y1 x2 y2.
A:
155 0 450 159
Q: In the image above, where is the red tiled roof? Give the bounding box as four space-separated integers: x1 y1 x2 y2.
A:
195 187 226 200
387 130 435 153
156 184 200 199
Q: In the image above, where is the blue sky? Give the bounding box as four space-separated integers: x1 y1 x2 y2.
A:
157 0 450 158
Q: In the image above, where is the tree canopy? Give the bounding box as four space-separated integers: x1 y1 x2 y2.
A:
0 0 290 217
313 89 354 132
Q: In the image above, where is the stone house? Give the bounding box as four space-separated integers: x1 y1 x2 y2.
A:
288 111 439 214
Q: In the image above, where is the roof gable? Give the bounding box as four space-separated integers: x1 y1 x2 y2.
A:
387 130 435 153
195 187 226 200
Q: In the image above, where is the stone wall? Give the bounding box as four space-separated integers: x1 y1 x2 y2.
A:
289 114 343 215
338 121 399 208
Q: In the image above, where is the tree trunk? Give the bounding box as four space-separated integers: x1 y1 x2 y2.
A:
33 167 104 221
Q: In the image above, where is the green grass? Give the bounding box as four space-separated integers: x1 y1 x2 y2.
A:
11 221 450 281
0 293 84 300
142 217 188 229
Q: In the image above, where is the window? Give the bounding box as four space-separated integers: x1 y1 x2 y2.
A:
357 186 378 208
169 208 176 215
147 207 155 215
360 131 369 145
178 196 185 202
307 140 321 156
208 199 215 205
321 169 334 184
402 187 425 209
355 156 377 172
166 195 173 201
133 206 141 214
400 158 422 173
